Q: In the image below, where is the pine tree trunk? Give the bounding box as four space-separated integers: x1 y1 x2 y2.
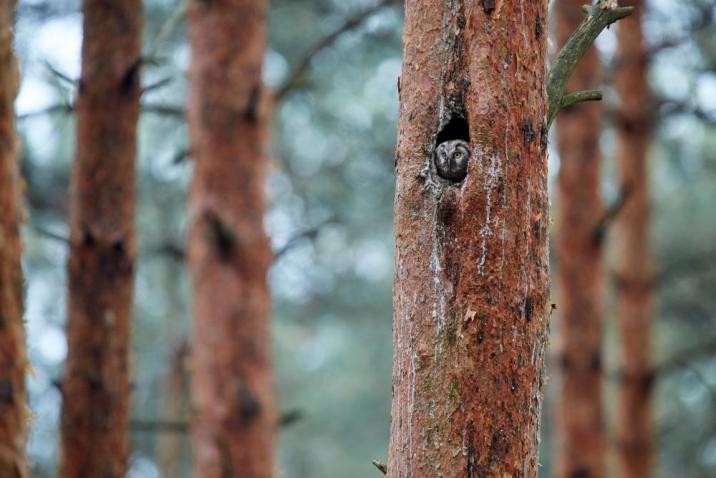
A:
59 1 142 476
158 342 190 478
614 1 653 476
552 1 606 477
186 1 276 476
387 2 550 476
0 2 29 476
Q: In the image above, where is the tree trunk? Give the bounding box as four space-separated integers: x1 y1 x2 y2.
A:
0 2 29 476
186 0 276 476
552 1 606 477
388 2 550 476
59 1 142 476
614 1 653 476
157 341 190 478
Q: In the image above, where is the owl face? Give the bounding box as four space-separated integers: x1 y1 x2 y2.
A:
434 139 470 182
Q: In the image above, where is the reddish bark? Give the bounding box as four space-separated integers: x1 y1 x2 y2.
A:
552 2 606 477
614 1 654 476
59 1 142 476
186 0 276 476
0 2 29 476
388 2 550 476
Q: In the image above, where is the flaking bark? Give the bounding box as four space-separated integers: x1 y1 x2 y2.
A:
553 2 606 477
186 0 276 476
613 1 654 476
388 2 550 476
0 2 30 476
59 1 142 476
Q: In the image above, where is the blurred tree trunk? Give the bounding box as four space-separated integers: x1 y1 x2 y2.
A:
552 1 606 477
614 1 654 476
157 341 190 477
0 2 29 476
59 1 142 476
186 0 276 476
388 1 550 476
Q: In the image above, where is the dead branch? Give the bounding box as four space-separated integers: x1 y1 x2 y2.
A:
274 0 399 101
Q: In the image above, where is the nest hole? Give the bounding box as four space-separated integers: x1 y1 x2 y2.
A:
436 116 470 144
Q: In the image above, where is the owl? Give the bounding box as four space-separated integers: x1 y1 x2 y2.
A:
434 139 470 182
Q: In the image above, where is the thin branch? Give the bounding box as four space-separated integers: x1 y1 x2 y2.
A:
129 409 303 435
547 1 634 128
141 103 186 118
372 460 387 475
18 102 185 120
559 89 602 110
144 0 191 66
130 419 189 434
278 409 304 428
17 103 73 120
172 147 192 165
273 218 338 259
274 0 398 101
32 226 70 244
652 338 716 378
655 248 716 288
146 219 337 264
658 99 716 126
591 182 633 245
609 0 714 70
147 242 186 262
43 61 78 86
142 76 174 95
606 337 716 384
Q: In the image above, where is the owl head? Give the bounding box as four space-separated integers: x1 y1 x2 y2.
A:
434 139 470 182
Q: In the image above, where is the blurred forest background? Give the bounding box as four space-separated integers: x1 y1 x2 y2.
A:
10 0 716 476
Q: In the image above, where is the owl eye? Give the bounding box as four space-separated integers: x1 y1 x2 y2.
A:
453 151 464 161
440 149 448 159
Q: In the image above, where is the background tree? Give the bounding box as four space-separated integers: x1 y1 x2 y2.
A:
0 1 29 476
59 1 142 476
186 0 276 475
613 1 654 475
552 1 606 477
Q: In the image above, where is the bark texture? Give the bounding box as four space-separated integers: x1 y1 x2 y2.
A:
388 1 550 476
552 2 606 477
59 1 142 476
614 1 653 476
0 2 29 476
187 1 276 476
